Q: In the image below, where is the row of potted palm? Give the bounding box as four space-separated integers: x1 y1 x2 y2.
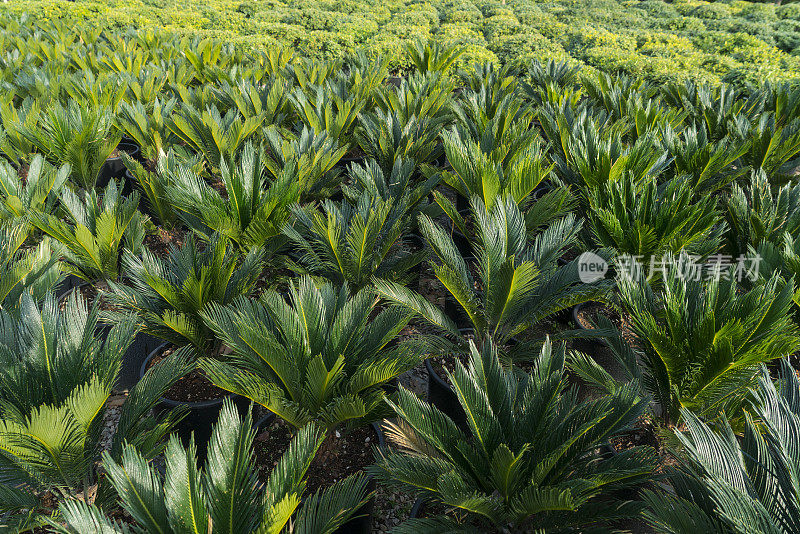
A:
1 18 800 532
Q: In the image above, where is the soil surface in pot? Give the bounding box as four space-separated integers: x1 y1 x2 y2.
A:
147 347 228 403
254 418 375 492
144 226 188 258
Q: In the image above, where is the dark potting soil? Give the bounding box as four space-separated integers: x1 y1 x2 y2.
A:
254 419 376 492
144 226 188 258
147 347 228 403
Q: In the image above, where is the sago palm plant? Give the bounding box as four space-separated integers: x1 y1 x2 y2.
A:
0 95 40 164
21 100 120 189
374 195 609 357
0 226 61 309
115 97 177 164
0 153 69 231
407 39 464 74
725 169 800 258
199 276 420 433
263 125 345 200
575 253 800 426
0 292 191 532
586 174 725 260
30 180 146 282
283 194 426 291
643 360 800 534
51 400 371 534
166 142 299 253
731 112 800 179
28 180 147 283
342 156 440 225
439 125 553 210
662 125 749 194
372 338 657 533
166 103 265 171
105 234 265 352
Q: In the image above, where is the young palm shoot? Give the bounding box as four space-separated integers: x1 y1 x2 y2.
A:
51 401 370 534
28 180 147 283
372 338 656 533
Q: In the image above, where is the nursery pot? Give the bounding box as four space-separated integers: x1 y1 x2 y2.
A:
140 343 251 460
425 357 468 429
386 75 405 88
57 279 157 391
98 141 141 188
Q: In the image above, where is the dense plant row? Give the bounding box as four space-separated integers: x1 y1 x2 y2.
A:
4 0 800 85
2 19 800 534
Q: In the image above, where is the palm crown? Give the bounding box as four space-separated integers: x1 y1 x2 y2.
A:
105 234 265 352
375 195 609 357
199 276 420 432
283 193 426 291
372 338 657 533
586 174 725 260
575 253 800 425
29 180 147 282
167 141 300 253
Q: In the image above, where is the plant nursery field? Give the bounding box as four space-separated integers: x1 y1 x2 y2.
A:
1 4 800 534
6 0 800 84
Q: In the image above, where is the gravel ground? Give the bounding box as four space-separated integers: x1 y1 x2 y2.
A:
371 362 428 533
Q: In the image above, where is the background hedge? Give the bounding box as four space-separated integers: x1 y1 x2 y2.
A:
5 0 800 85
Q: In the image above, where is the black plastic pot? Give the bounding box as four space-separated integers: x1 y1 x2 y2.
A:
426 357 468 429
409 497 426 518
98 141 141 188
57 279 156 391
140 343 250 459
336 154 365 171
386 75 405 88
